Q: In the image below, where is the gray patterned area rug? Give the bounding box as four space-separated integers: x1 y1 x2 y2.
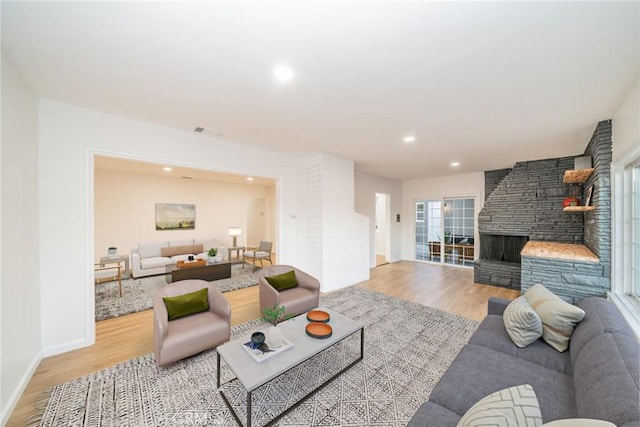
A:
36 287 477 427
95 263 260 321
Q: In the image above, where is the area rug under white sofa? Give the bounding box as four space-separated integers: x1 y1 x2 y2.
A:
95 263 260 321
35 287 477 426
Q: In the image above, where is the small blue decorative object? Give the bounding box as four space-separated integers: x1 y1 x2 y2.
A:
250 332 265 349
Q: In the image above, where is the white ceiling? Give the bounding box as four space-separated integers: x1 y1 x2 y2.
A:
3 2 638 181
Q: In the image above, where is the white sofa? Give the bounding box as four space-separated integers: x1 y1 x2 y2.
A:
131 239 228 278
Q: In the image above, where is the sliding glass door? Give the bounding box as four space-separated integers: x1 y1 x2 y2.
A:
443 197 475 266
415 200 442 262
415 197 475 267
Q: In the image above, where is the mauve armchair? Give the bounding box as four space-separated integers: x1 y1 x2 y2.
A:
258 265 320 317
154 279 231 366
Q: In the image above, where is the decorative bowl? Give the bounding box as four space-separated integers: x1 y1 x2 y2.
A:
251 332 265 347
305 322 333 339
307 310 330 323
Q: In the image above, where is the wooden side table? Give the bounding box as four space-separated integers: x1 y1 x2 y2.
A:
227 246 245 264
100 254 130 279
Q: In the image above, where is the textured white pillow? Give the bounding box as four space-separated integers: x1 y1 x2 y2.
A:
541 419 616 427
503 296 543 348
524 284 585 352
457 384 543 427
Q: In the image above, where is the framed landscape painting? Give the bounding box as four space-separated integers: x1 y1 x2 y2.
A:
155 203 195 230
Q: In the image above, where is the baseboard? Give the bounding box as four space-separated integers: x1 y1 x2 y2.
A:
42 337 90 358
0 351 42 426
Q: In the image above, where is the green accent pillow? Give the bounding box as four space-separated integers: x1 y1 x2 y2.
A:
265 270 299 291
163 288 209 321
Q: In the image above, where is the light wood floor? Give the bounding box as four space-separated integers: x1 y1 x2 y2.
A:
7 261 519 426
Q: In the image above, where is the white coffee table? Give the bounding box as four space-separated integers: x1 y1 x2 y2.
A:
216 307 364 427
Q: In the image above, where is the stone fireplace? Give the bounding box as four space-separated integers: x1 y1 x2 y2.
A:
475 120 611 301
479 234 528 264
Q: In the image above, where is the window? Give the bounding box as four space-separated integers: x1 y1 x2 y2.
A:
416 202 425 223
633 163 640 298
611 148 640 335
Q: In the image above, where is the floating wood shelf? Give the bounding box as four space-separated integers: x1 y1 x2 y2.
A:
563 205 596 212
563 168 594 184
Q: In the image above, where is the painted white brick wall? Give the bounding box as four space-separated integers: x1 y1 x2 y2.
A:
300 154 369 292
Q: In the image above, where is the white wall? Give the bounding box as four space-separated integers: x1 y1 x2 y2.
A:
402 172 485 261
38 100 302 356
355 172 403 267
94 169 275 260
612 77 640 162
1 54 42 424
301 155 370 291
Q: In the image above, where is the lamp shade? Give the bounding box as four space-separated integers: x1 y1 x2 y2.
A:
228 227 242 236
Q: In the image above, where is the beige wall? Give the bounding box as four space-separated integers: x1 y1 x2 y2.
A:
94 168 276 261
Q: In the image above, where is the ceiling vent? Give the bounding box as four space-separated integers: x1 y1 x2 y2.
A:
194 127 204 133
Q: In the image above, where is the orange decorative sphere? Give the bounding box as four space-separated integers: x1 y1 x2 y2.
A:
563 196 581 207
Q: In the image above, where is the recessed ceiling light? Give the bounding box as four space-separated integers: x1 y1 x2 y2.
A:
403 136 416 143
450 162 460 167
247 177 254 181
274 65 294 82
163 167 172 172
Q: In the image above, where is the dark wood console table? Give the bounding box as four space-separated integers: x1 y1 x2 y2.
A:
165 261 232 283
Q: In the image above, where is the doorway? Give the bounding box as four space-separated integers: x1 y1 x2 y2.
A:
414 197 475 267
375 193 390 266
247 198 267 248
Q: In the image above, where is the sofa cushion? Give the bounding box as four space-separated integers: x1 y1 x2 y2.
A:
572 332 640 426
265 270 299 291
542 420 615 427
570 297 636 365
470 315 572 376
429 344 577 423
161 244 203 258
457 384 543 427
504 296 543 348
408 401 462 426
524 284 585 352
163 287 210 321
138 241 167 259
169 239 195 247
140 256 171 269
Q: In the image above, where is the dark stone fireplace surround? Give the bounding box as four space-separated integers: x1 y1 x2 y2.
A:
474 120 612 300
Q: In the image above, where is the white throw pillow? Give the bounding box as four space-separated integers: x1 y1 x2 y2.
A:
503 296 543 348
524 284 585 352
457 384 543 427
541 419 616 427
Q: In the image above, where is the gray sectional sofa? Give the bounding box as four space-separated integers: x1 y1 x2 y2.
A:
408 296 640 426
